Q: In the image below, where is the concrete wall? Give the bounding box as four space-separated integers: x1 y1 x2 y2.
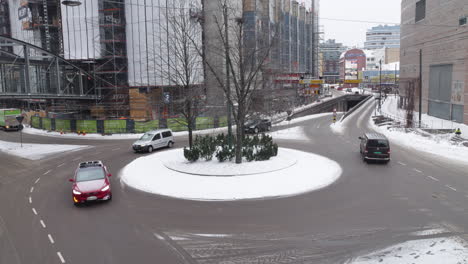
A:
400 0 468 124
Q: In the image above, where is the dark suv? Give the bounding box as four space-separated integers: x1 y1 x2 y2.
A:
244 119 272 134
359 133 390 163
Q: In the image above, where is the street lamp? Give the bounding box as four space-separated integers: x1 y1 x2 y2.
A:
62 1 82 6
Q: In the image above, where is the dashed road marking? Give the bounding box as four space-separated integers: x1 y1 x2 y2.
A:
57 252 65 263
446 185 457 192
154 233 165 240
48 234 55 244
29 197 32 204
112 148 121 151
34 178 40 184
57 163 65 168
30 187 34 193
72 157 82 161
398 162 407 166
40 220 46 228
32 208 37 215
43 170 51 175
95 152 101 155
427 176 440 182
413 168 423 173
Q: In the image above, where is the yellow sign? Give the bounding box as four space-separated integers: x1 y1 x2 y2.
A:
310 80 324 84
344 80 362 84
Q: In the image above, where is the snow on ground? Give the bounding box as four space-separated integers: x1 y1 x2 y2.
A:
349 236 468 264
381 96 468 132
277 112 333 126
0 140 90 160
22 126 230 140
372 99 468 164
268 126 309 141
371 119 468 164
120 148 342 201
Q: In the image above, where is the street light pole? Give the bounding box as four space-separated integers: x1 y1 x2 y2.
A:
419 49 422 128
379 59 382 111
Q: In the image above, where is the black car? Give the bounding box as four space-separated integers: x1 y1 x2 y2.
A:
359 133 390 163
244 119 272 134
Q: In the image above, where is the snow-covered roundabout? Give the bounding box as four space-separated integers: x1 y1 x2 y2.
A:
120 148 342 201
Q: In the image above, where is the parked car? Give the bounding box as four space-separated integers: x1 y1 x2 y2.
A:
132 129 174 153
69 161 112 205
244 119 272 134
359 133 391 163
346 88 352 93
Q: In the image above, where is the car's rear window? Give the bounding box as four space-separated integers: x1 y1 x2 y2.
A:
367 139 389 148
76 168 105 182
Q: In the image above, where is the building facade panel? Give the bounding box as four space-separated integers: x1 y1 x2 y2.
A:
400 0 468 124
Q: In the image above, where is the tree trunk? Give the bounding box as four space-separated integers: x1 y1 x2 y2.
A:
188 121 193 149
235 106 245 164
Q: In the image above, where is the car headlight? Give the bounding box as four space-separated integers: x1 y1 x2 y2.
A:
72 189 81 195
101 185 110 192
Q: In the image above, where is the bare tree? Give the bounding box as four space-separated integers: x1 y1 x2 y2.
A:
191 0 277 163
154 0 204 149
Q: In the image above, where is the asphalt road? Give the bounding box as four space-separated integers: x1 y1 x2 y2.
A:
1 100 468 264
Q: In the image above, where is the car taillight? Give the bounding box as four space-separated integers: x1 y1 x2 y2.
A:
388 149 391 154
364 149 368 153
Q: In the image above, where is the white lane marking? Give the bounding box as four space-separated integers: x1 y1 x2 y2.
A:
154 233 165 240
316 124 321 128
72 157 82 161
57 163 65 168
397 162 407 166
30 187 34 193
34 178 40 184
95 152 101 155
40 220 46 228
48 234 55 244
29 197 32 204
43 170 51 175
57 252 65 263
32 208 37 215
413 168 423 173
427 176 440 182
446 185 457 192
112 148 121 151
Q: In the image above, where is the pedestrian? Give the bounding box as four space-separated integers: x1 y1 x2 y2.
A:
455 128 462 136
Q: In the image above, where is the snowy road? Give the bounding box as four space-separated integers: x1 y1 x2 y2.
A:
1 100 468 263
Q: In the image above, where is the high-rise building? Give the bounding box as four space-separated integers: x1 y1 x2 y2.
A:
320 39 346 83
400 0 467 124
243 0 320 76
364 25 400 50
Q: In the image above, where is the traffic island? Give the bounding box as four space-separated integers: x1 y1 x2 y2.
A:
120 148 342 201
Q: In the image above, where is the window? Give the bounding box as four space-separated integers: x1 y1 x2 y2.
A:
152 134 161 141
460 16 467 26
162 131 172 138
367 140 389 148
415 0 426 22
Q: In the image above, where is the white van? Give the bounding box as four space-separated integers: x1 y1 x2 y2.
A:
132 129 174 153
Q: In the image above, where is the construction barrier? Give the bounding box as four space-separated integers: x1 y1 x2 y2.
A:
30 116 227 135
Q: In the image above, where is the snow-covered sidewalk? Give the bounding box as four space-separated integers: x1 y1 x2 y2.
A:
0 140 90 160
371 97 468 165
348 227 468 264
120 148 342 201
381 96 467 132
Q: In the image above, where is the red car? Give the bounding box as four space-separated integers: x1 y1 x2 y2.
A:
69 161 112 205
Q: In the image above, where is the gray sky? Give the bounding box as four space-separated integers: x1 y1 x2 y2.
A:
316 0 402 48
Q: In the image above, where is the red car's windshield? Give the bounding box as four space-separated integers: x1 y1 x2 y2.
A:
76 168 105 182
